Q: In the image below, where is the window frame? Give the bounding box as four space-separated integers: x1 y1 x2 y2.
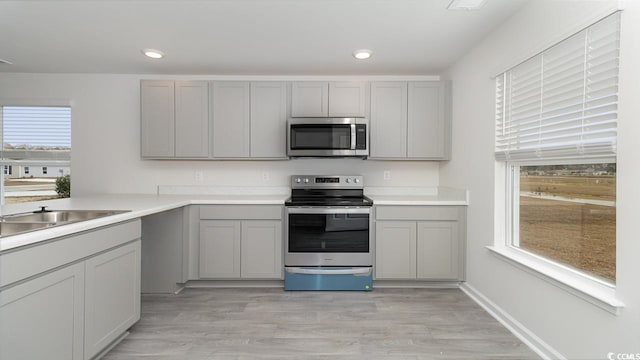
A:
490 11 623 314
0 102 72 204
504 157 616 283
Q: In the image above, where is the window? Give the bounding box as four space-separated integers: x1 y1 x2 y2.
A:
496 13 620 283
0 106 71 204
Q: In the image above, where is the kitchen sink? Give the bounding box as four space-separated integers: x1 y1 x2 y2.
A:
2 210 128 223
0 210 130 237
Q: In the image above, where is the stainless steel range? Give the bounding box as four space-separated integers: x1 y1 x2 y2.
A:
284 175 373 291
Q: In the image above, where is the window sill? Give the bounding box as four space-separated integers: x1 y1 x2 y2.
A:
487 245 624 315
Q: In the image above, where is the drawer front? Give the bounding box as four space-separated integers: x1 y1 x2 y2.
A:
375 206 461 221
199 205 282 220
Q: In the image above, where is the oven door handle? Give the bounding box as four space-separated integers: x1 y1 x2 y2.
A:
286 267 372 276
286 207 370 214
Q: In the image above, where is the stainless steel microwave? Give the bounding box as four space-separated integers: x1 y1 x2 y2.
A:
287 118 369 158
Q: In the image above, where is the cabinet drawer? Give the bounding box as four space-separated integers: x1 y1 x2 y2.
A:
199 205 282 220
375 206 461 221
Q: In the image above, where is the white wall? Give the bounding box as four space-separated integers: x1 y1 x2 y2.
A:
0 74 440 195
441 0 640 358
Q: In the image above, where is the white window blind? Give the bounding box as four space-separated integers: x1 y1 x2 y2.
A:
495 12 620 161
1 106 71 162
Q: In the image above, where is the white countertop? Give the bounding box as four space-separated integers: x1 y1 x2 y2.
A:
365 186 469 205
0 187 468 253
0 194 289 253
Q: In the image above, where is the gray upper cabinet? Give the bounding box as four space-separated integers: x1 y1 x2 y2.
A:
211 81 251 158
370 82 408 158
141 80 175 158
370 81 451 160
291 81 367 117
250 82 287 158
175 81 209 158
408 81 450 159
291 82 329 117
328 82 367 117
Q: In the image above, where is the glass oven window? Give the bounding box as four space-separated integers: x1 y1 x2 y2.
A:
290 125 352 150
288 213 369 252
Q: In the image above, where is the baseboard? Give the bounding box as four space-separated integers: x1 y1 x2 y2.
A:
185 279 285 288
460 283 564 360
373 280 461 288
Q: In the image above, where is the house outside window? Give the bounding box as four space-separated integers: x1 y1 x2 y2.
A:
495 13 620 283
0 106 71 204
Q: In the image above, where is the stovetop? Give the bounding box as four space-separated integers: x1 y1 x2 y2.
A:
286 175 371 207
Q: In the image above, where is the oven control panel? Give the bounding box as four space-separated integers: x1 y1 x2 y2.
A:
291 175 364 189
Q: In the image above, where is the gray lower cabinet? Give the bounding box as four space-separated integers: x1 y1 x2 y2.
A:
84 241 141 360
0 262 85 360
375 221 417 279
200 220 242 278
198 205 283 280
375 206 465 281
0 220 142 360
241 221 283 279
370 81 451 160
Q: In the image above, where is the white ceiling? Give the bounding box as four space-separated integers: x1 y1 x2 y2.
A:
0 0 528 75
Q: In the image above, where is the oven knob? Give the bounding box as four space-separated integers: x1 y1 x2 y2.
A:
295 178 302 183
346 178 351 183
303 178 309 183
355 178 360 183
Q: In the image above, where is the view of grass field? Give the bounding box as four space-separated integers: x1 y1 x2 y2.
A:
519 171 616 282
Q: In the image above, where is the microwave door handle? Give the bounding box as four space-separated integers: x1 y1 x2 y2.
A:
350 124 356 150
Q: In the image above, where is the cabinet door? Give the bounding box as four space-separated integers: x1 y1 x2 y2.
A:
370 82 408 158
291 82 329 117
250 82 287 158
241 221 283 279
328 81 367 117
375 221 416 279
199 220 241 278
408 81 448 159
175 81 209 158
141 80 175 157
211 81 251 158
417 221 459 280
0 263 84 360
84 241 141 359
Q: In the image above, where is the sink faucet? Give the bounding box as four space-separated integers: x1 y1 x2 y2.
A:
34 206 52 213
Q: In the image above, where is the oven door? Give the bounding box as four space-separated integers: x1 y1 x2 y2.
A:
285 207 372 266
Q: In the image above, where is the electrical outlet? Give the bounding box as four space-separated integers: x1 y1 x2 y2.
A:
383 170 391 181
262 172 270 181
194 170 204 183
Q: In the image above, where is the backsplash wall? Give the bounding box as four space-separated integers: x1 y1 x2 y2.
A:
0 73 440 195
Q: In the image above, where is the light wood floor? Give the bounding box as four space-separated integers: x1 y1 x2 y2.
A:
102 288 539 360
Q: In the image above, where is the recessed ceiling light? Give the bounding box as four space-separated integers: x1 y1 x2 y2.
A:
142 49 165 59
447 0 487 10
353 49 373 60
0 59 13 65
